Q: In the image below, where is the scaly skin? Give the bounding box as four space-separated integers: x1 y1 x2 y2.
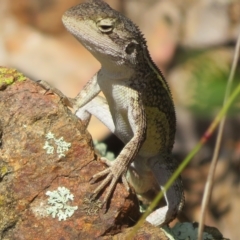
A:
40 0 184 226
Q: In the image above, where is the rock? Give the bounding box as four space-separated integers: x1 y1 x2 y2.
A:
113 222 168 240
0 67 139 239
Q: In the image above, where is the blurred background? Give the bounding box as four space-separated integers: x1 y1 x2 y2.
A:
0 0 239 238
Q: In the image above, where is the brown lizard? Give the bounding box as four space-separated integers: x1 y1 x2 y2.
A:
39 0 184 226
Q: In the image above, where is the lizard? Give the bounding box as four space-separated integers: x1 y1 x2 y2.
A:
39 0 184 226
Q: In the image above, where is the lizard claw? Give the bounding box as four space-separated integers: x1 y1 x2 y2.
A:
90 159 130 206
90 167 111 184
36 79 52 91
36 79 75 108
97 157 130 191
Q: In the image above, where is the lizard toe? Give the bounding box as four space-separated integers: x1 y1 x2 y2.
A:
36 80 75 107
99 157 115 167
92 171 113 199
90 168 111 184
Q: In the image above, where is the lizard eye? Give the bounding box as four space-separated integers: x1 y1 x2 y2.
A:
97 19 115 33
99 25 113 32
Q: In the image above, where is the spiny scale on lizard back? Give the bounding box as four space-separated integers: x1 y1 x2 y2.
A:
142 68 176 151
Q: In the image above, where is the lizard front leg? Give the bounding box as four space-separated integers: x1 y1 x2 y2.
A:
90 98 147 206
73 73 101 112
37 72 101 111
76 95 115 131
146 154 184 226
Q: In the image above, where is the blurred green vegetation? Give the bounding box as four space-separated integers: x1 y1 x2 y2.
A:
172 48 240 117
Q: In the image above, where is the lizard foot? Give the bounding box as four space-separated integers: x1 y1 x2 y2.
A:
36 80 75 108
90 157 130 207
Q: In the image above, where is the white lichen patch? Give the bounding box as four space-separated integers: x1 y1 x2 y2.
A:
46 187 78 221
43 132 71 158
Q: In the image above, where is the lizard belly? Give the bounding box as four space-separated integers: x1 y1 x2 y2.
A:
100 81 136 144
113 109 133 143
139 106 170 157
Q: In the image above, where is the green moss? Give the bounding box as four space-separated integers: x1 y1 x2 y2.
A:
0 67 27 88
2 77 14 84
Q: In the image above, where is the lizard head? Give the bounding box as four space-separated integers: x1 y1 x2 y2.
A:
62 0 147 69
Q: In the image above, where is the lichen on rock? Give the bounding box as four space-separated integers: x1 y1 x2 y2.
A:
0 67 27 90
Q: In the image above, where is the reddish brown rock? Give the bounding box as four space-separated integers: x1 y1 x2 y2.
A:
112 222 168 240
0 67 140 240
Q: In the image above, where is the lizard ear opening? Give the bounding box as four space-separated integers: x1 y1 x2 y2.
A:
125 41 139 64
125 42 137 54
97 18 115 33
